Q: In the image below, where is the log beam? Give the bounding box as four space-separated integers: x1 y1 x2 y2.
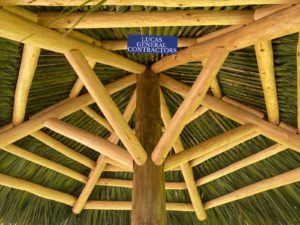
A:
160 90 206 220
65 50 146 165
0 9 145 73
0 74 136 148
159 74 300 154
132 70 166 225
152 48 228 165
72 90 136 214
37 10 254 29
44 118 133 169
254 40 279 124
0 0 297 7
151 4 300 73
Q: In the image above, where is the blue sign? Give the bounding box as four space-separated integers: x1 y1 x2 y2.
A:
127 35 177 54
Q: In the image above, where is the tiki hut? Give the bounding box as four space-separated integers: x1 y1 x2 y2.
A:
0 1 299 224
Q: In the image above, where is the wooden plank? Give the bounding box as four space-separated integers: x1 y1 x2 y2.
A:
44 118 133 168
37 10 254 29
2 144 87 183
31 130 96 169
0 0 297 7
151 4 300 73
297 33 300 133
205 167 300 209
254 40 279 124
0 9 145 73
132 70 166 225
0 74 136 148
72 90 136 214
159 74 300 154
13 44 40 125
0 173 76 206
164 124 257 170
152 48 228 165
66 50 146 165
160 90 206 220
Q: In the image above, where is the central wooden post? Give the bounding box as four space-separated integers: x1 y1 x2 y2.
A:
132 69 167 225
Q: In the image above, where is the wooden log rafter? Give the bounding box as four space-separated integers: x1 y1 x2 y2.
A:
151 4 300 73
0 0 297 7
72 90 136 214
0 8 145 73
152 48 229 165
159 74 300 154
160 90 206 220
37 10 254 29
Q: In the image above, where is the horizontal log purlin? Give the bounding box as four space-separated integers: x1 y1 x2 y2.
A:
0 9 145 73
37 10 254 29
151 4 300 73
160 74 300 154
0 0 297 7
0 74 136 148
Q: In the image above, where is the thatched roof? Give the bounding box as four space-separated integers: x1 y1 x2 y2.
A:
0 1 299 225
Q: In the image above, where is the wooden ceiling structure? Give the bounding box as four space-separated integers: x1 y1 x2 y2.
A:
0 0 299 224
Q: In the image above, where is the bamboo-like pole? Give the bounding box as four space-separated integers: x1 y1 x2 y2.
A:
0 173 76 206
297 33 300 133
1 0 297 7
152 48 229 165
159 74 300 153
66 50 146 165
44 118 133 168
37 10 254 29
69 60 96 99
2 144 87 183
204 167 300 209
72 90 136 214
31 130 96 169
160 90 206 220
164 124 257 170
132 70 166 225
0 9 145 73
13 45 41 125
151 4 300 73
0 74 136 148
254 40 279 124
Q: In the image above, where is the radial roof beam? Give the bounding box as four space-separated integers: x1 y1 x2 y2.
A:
65 50 146 165
44 118 133 169
159 74 300 154
37 10 254 29
152 47 228 165
0 0 297 7
255 40 279 124
0 8 145 73
0 74 136 148
151 4 300 73
72 90 136 214
160 90 206 220
13 44 41 125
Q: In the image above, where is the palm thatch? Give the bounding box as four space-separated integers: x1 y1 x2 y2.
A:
0 2 299 225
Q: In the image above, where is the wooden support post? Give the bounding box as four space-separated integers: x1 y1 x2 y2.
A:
160 90 206 220
254 40 279 124
66 50 147 165
152 48 228 165
132 70 166 225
